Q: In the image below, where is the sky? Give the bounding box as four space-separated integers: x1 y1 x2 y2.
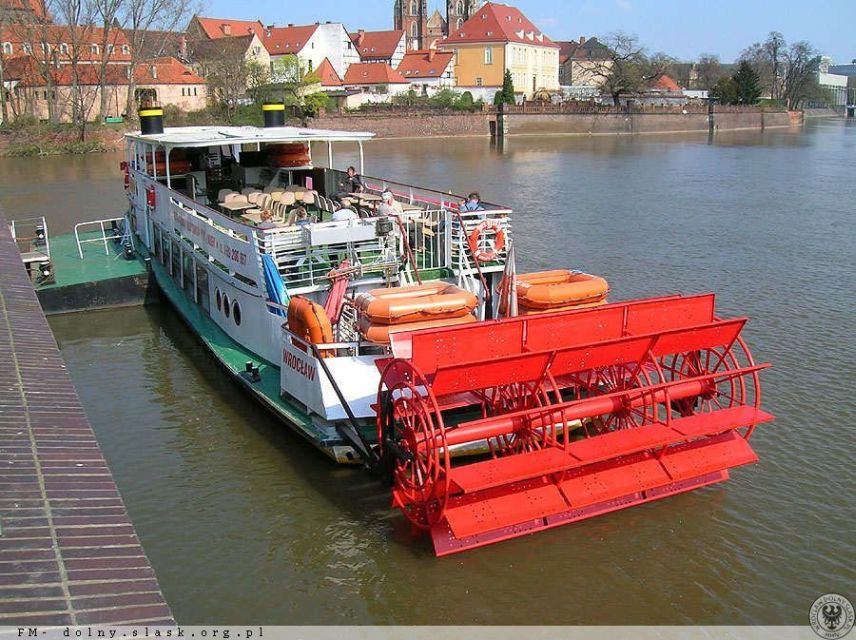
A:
196 0 855 64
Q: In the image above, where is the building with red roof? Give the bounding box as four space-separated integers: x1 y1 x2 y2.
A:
1 24 132 64
397 49 456 92
259 22 358 82
440 2 559 98
312 57 342 87
187 16 265 40
5 55 206 121
654 74 682 92
349 29 405 67
341 62 410 100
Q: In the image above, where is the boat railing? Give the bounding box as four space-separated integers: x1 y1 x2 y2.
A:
10 216 51 267
72 217 134 260
450 209 512 276
280 322 366 356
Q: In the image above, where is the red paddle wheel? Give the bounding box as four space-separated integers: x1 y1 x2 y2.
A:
376 294 774 556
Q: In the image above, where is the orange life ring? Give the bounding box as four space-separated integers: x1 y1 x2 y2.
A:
516 270 609 310
355 283 477 325
358 313 477 345
287 297 334 357
468 219 506 263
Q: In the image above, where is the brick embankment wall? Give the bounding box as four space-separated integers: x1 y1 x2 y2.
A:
505 112 711 136
312 112 492 138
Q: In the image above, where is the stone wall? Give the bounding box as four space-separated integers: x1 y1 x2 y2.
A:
312 112 493 138
311 109 797 140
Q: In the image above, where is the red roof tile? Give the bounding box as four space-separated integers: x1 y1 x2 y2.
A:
194 16 265 39
654 74 681 92
261 24 318 55
0 0 47 19
343 62 408 85
349 30 404 60
397 49 454 79
312 57 342 86
446 2 560 49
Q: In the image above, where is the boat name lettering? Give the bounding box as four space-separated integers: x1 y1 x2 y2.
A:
172 209 248 266
283 350 316 381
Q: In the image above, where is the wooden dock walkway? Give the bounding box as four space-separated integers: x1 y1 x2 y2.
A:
0 207 174 625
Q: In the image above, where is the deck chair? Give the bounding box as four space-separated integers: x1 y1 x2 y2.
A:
218 189 235 203
280 192 296 207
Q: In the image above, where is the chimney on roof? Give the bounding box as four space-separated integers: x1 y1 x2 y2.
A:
579 36 586 45
287 23 293 27
179 34 187 59
267 24 274 30
248 27 254 34
428 48 435 61
222 23 231 36
150 64 157 79
357 29 365 46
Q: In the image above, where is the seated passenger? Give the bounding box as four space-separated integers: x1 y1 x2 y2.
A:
286 205 312 227
334 166 365 199
460 192 485 212
257 208 280 229
377 190 403 216
332 198 358 222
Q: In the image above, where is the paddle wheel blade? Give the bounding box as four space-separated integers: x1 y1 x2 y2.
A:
376 294 775 556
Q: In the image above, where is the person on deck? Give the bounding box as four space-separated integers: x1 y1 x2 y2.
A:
377 190 403 217
332 198 358 222
334 166 364 200
460 192 485 211
286 206 312 227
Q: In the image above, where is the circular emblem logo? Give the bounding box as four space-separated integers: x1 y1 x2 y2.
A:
810 594 855 639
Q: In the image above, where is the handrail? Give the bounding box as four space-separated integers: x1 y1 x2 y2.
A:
73 217 129 259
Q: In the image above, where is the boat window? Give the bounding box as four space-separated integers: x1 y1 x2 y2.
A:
215 288 222 312
196 264 210 312
182 250 194 292
232 300 241 326
223 295 231 319
170 239 181 281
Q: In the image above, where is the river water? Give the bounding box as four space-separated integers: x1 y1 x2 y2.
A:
1 120 854 624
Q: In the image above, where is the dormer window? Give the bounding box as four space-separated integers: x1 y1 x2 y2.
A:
59 43 69 55
2 42 12 55
90 43 99 54
107 44 115 54
22 42 32 54
122 44 130 54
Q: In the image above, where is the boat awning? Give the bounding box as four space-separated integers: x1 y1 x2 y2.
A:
125 125 375 148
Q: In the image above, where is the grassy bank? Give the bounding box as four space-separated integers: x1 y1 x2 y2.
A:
0 120 126 156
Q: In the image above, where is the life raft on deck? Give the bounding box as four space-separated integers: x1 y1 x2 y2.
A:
267 143 311 168
145 150 192 175
287 297 334 356
358 313 477 345
515 270 609 311
355 283 478 325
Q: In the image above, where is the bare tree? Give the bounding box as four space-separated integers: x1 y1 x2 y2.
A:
93 0 124 120
589 32 672 106
694 53 725 90
781 41 821 109
740 31 785 99
119 0 196 116
198 38 269 120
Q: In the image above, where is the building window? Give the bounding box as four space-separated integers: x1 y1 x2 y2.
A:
475 77 482 86
484 47 492 64
41 43 50 56
307 59 313 72
22 42 32 54
456 18 463 29
1 42 12 55
410 1 417 14
107 44 115 55
121 44 130 55
411 22 418 38
456 0 463 14
193 87 197 96
90 43 99 55
181 88 185 96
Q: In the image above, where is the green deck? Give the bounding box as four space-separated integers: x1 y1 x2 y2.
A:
37 231 147 291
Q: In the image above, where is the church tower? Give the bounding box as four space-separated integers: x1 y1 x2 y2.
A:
394 0 429 50
446 0 477 34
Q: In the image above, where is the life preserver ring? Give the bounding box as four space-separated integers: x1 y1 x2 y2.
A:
287 296 334 357
468 219 506 263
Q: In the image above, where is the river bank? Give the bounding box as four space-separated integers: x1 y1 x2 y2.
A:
0 107 842 156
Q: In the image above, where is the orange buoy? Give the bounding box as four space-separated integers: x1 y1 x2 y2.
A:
355 284 478 325
468 219 506 263
359 313 477 345
287 297 334 356
516 270 609 310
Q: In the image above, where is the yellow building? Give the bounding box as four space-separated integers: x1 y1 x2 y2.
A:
440 2 560 98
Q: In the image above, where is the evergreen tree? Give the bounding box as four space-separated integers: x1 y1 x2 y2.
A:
733 60 762 105
710 77 738 105
495 69 516 106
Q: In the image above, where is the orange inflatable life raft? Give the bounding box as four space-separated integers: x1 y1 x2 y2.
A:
359 313 477 345
355 283 478 325
287 297 334 356
516 270 609 310
267 143 311 168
